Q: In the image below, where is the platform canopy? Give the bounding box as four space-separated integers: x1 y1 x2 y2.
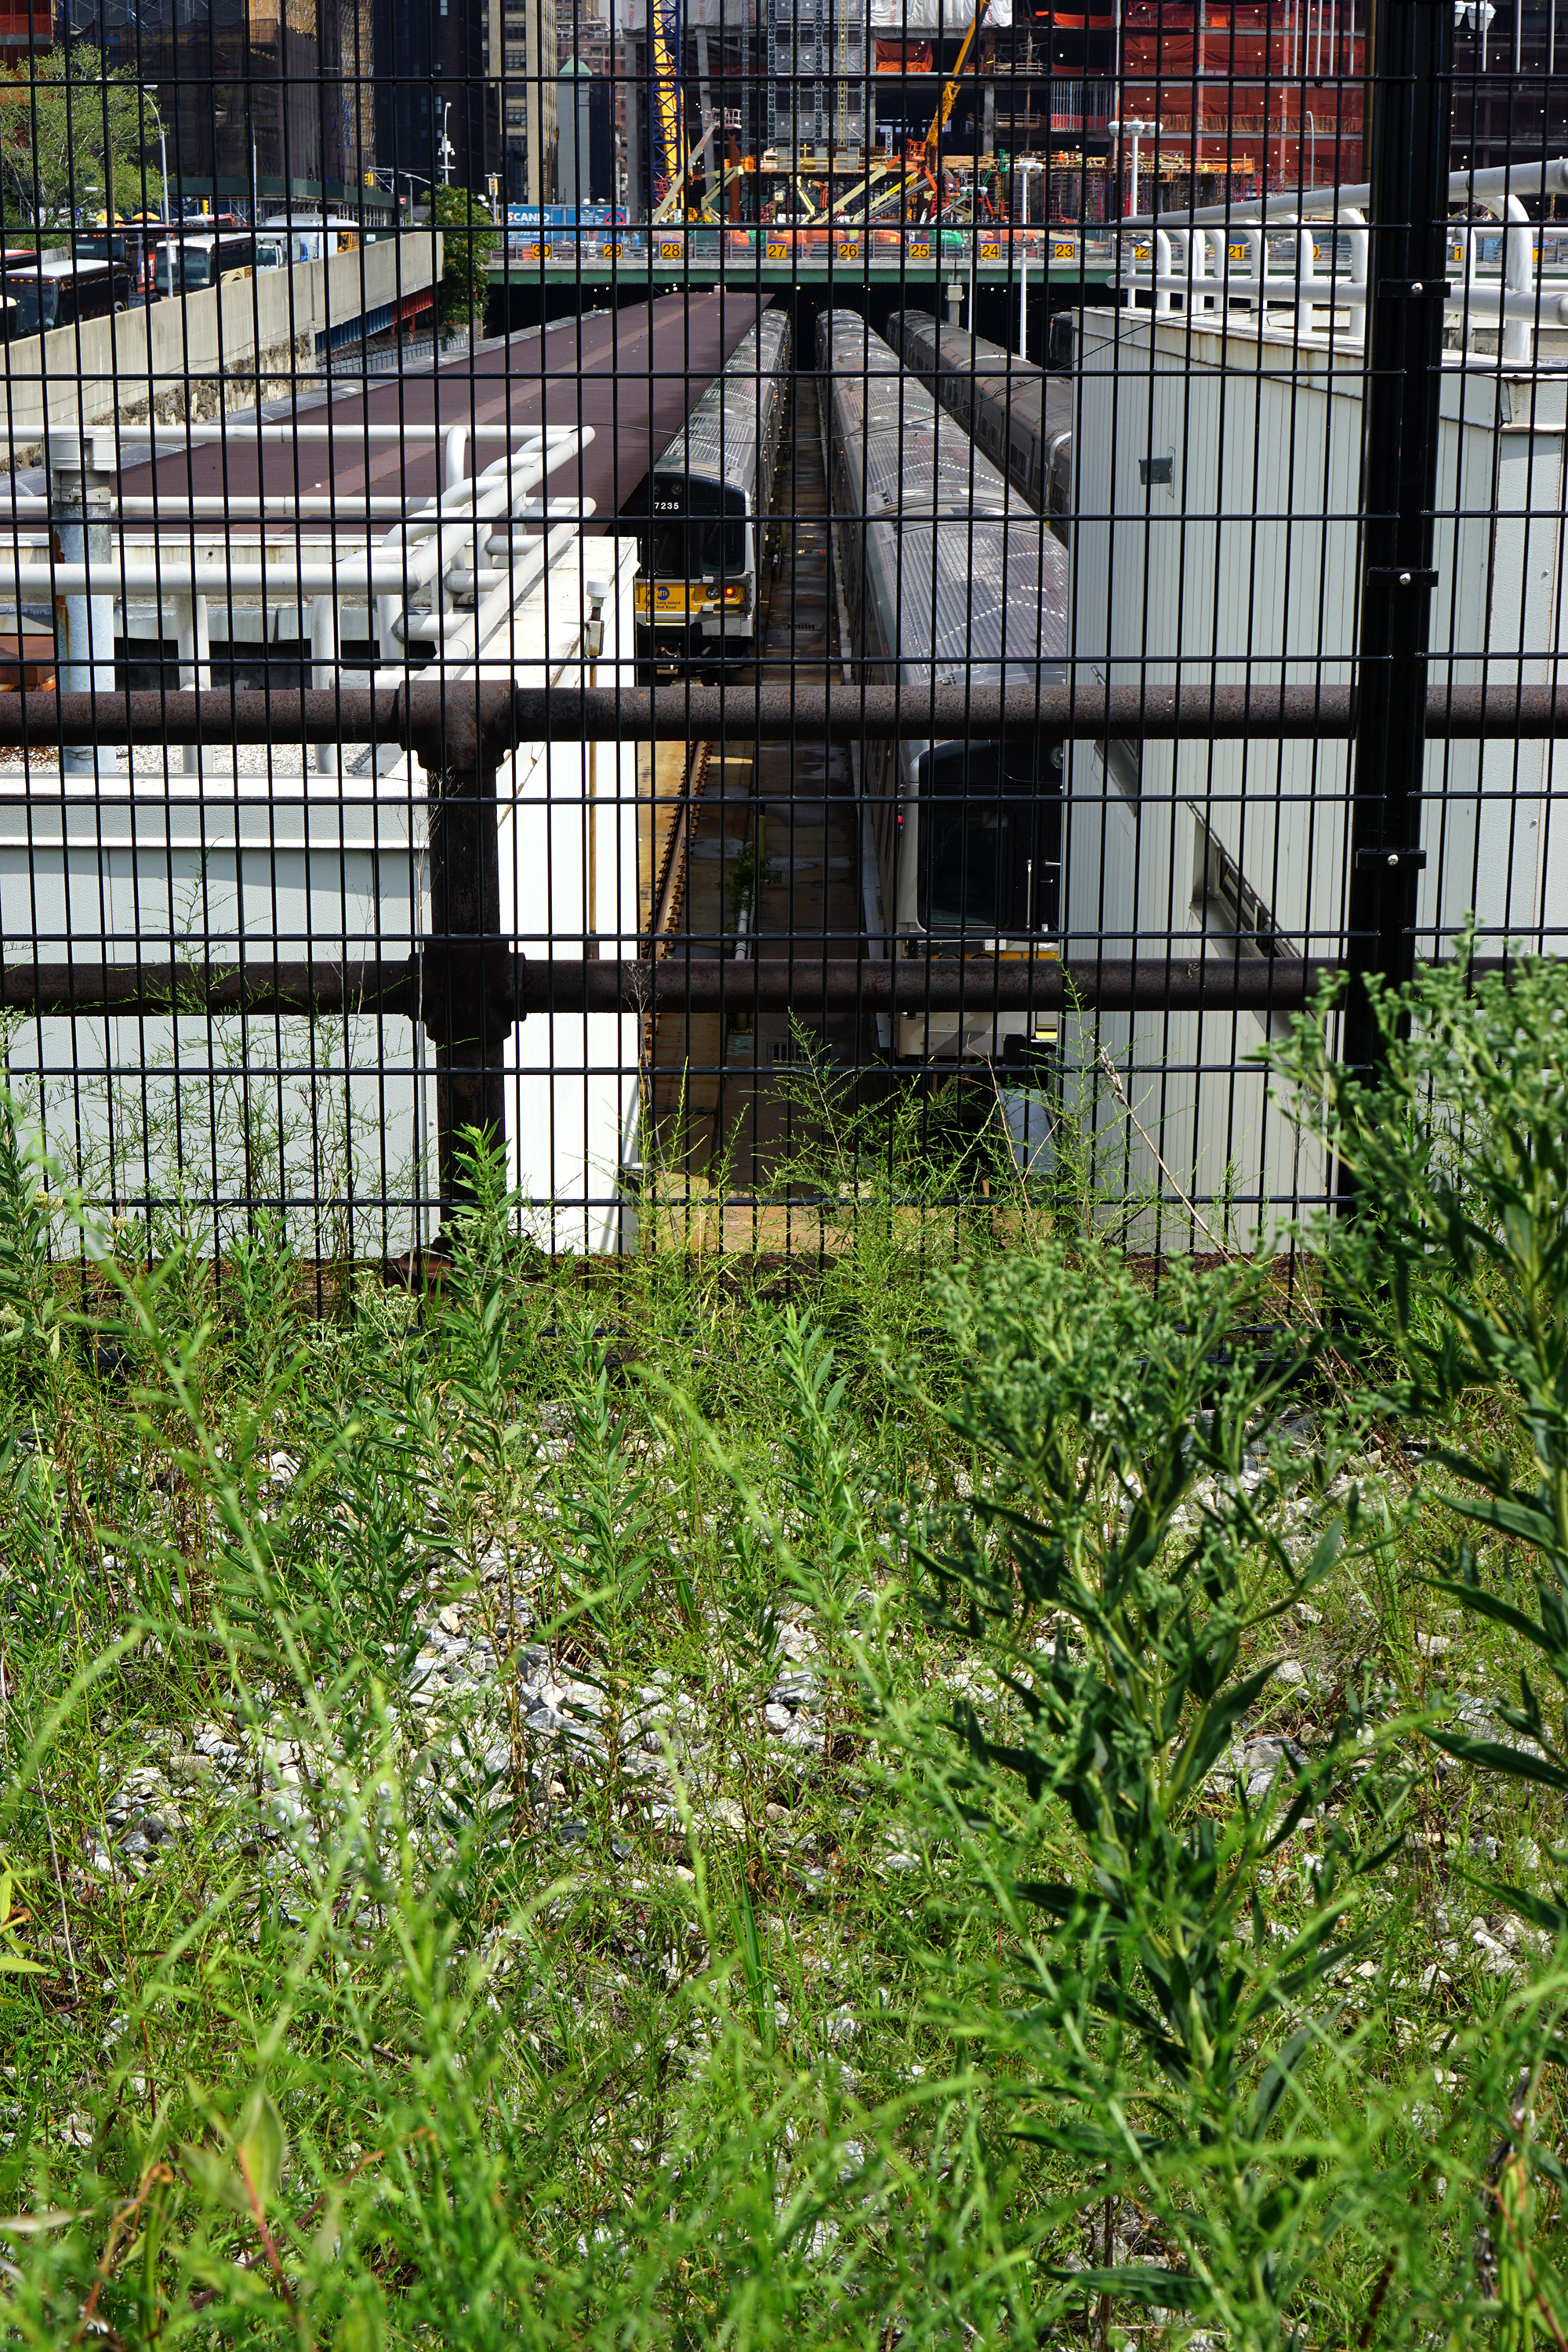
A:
117 291 764 533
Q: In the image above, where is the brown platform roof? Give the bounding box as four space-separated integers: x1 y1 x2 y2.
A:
115 289 766 527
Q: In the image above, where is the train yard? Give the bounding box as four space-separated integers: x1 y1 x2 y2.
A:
645 369 864 1217
629 298 1073 1231
0 276 1086 1254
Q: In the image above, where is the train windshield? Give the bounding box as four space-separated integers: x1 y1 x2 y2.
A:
649 511 746 580
916 741 1062 936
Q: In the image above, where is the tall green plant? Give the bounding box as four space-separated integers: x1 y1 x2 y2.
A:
430 186 495 335
873 1243 1568 2346
1275 956 1568 1881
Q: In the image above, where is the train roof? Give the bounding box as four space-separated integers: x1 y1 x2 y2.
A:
888 309 1074 445
821 311 1069 688
820 310 1017 520
651 307 790 499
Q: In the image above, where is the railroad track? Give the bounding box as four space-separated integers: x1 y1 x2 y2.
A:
645 371 865 1195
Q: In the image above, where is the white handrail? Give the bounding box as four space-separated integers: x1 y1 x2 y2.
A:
1123 194 1568 361
1123 154 1568 229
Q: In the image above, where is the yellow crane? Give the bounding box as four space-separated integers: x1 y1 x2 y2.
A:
648 0 687 209
824 2 993 225
922 0 992 194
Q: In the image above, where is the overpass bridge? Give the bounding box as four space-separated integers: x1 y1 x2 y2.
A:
488 219 1568 301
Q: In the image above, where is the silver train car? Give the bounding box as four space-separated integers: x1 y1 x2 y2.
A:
818 310 1071 1064
634 307 791 670
888 310 1074 544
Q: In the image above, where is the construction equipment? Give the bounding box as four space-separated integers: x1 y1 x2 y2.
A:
827 157 909 220
923 0 991 186
648 0 686 209
821 2 993 226
652 120 716 223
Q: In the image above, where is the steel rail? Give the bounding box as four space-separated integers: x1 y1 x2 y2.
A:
3 681 1568 750
0 954 1516 1022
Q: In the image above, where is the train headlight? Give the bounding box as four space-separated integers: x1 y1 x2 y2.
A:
721 583 747 610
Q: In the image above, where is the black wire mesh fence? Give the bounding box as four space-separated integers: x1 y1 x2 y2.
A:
0 0 1558 1263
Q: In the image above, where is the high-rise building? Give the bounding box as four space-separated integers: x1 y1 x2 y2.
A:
0 0 51 56
557 0 608 74
488 0 557 199
557 53 612 200
1453 0 1568 179
765 0 870 171
372 0 491 198
62 0 363 201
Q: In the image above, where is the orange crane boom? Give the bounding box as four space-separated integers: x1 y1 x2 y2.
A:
923 0 991 184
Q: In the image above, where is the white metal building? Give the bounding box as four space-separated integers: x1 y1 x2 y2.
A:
0 419 640 1259
1068 195 1568 1245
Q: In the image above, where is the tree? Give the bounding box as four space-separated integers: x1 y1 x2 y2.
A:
0 46 160 230
429 183 496 336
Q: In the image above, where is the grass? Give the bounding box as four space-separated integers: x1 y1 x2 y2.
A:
5 960 1568 2343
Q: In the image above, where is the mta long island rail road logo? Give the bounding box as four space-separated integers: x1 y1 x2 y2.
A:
635 581 710 617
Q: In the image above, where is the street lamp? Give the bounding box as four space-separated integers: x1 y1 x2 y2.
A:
1455 0 1497 64
378 166 430 216
137 85 175 294
441 100 453 187
1109 114 1156 219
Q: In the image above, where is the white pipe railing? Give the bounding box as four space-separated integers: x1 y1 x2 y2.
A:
1123 155 1568 229
1126 179 1568 361
0 432 593 600
13 416 605 751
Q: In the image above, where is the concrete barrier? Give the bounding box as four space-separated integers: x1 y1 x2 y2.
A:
0 230 443 458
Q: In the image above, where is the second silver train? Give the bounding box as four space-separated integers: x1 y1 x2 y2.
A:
888 310 1074 544
818 310 1071 1064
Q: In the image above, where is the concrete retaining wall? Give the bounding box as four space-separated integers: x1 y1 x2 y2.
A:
0 230 442 460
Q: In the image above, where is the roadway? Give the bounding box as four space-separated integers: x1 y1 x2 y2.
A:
114 289 764 529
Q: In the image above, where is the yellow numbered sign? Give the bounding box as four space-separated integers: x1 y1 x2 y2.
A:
659 239 682 260
909 240 931 260
766 241 789 260
980 241 1000 261
1229 241 1247 261
1053 239 1075 260
837 241 860 261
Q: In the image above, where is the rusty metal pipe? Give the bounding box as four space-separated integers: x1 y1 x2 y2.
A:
3 681 1568 752
0 953 1515 1022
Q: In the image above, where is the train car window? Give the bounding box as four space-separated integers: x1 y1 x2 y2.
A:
916 743 1062 936
650 514 746 579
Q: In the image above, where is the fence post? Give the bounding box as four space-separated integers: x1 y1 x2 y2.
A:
48 427 118 782
417 707 519 1230
1341 0 1454 1127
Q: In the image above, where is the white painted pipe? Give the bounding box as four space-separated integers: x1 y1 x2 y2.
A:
176 591 211 775
9 436 585 596
130 420 583 448
310 594 339 776
48 429 117 780
445 422 470 495
1502 191 1536 365
393 526 568 659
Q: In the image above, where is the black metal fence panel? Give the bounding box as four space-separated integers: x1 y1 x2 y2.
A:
0 0 1556 1262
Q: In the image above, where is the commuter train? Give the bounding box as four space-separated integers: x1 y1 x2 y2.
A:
818 310 1071 1064
889 310 1074 545
633 307 792 673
